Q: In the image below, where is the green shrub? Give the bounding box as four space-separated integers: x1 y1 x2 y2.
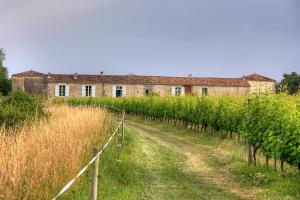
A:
52 97 66 105
0 90 45 127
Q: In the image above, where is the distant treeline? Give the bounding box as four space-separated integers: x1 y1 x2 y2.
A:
276 72 300 95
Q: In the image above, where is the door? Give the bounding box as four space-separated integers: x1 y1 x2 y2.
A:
184 85 192 94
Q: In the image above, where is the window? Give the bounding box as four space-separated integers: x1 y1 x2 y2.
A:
85 85 92 97
59 85 66 96
175 87 182 96
202 87 208 95
82 85 96 97
172 86 184 96
116 86 123 97
112 85 126 97
55 84 69 97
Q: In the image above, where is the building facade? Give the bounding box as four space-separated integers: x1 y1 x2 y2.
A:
243 74 276 94
11 70 276 98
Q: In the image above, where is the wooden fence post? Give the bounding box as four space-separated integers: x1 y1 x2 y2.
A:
247 98 253 165
90 148 100 200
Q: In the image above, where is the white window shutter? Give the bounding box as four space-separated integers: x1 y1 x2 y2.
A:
55 84 59 97
112 85 116 97
92 85 96 97
171 87 176 96
82 85 86 97
122 86 126 97
181 86 185 96
65 85 70 97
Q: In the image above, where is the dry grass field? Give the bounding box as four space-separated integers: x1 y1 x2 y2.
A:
0 105 110 200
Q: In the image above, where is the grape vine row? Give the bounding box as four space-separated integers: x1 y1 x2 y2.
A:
64 95 300 171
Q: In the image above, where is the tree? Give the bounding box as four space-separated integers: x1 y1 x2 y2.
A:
0 48 5 67
0 48 11 96
279 72 300 95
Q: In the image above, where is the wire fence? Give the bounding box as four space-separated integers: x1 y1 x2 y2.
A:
52 104 125 200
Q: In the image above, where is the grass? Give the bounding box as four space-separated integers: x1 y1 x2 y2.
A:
0 105 110 199
2 107 298 199
127 115 300 199
209 158 300 199
61 125 243 199
59 114 300 199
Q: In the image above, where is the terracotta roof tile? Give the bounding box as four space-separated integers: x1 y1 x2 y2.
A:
244 73 275 82
47 74 251 87
13 70 264 87
12 70 46 77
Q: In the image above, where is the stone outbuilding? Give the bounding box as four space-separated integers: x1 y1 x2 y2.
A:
243 73 276 94
12 70 276 98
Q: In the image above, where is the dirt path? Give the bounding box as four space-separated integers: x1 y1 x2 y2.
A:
126 120 277 200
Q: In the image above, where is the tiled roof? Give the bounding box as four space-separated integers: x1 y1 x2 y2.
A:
13 70 266 87
12 70 46 77
244 73 276 82
47 74 251 87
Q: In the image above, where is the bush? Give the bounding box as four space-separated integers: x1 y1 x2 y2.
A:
52 97 66 105
0 90 45 127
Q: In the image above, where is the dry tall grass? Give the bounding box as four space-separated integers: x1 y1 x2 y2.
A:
0 105 110 200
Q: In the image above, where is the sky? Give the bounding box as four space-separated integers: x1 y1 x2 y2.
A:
1 0 299 81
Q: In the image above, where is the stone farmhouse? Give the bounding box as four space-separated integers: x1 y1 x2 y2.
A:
12 70 276 98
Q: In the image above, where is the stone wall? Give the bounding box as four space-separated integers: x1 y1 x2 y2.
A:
30 81 279 98
12 77 48 96
48 83 171 97
12 77 25 91
48 83 144 98
192 86 250 96
247 81 276 93
153 85 172 96
48 82 250 98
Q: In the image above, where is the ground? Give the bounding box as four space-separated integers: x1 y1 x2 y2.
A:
60 115 300 200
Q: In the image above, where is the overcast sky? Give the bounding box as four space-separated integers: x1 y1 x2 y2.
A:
1 0 299 81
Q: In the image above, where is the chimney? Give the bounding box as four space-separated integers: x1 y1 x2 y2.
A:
73 73 78 80
188 74 192 77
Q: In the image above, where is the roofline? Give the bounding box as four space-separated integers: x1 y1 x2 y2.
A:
244 73 276 82
12 70 253 87
12 70 46 77
246 78 276 83
47 74 250 87
47 81 251 87
49 73 247 80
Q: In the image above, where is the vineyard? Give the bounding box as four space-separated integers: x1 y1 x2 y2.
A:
64 95 300 172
